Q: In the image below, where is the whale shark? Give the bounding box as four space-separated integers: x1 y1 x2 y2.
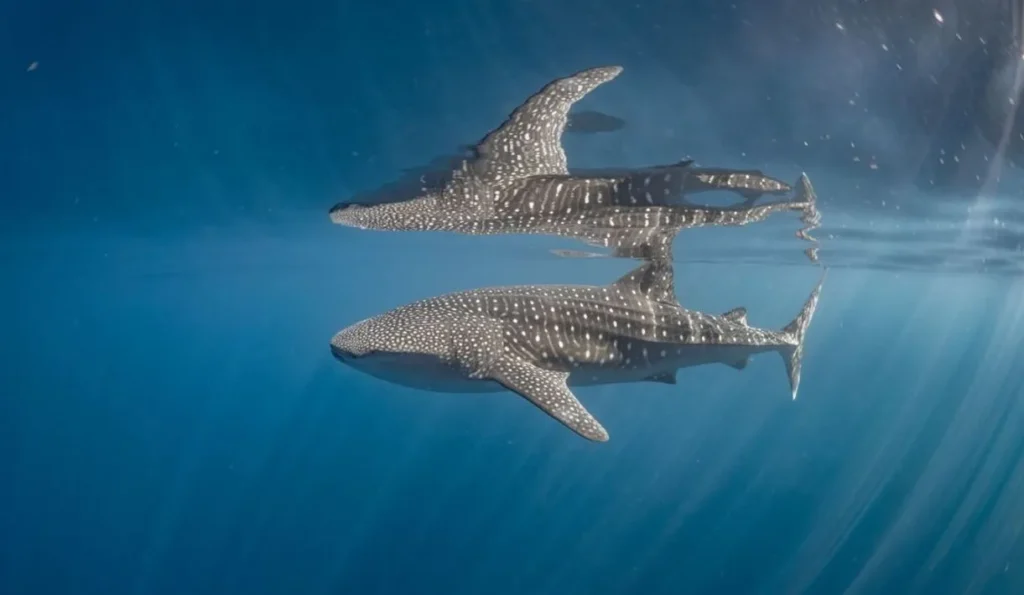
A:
330 261 825 442
342 151 792 210
329 66 814 238
497 170 821 261
342 109 628 209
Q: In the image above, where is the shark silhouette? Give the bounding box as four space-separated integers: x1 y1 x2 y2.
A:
331 260 825 442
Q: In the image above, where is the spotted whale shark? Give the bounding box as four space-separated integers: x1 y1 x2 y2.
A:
330 261 825 442
329 66 815 238
342 151 793 211
509 170 820 261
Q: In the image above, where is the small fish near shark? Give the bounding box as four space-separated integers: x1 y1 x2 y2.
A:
330 261 826 442
329 66 817 240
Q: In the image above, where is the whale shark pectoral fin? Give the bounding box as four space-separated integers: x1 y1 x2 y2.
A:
610 259 678 304
722 307 748 325
469 66 624 183
490 356 609 442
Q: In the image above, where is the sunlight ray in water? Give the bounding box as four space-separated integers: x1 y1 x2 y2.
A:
5 3 1024 595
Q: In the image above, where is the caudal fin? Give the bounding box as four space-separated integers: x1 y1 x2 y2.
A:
794 173 822 238
779 270 826 400
792 173 817 213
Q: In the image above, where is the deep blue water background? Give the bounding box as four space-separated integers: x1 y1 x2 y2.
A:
3 1 1024 594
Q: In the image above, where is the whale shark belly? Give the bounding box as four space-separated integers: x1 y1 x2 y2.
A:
347 352 506 394
564 342 775 387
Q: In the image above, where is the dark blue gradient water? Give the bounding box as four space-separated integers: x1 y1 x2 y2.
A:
3 1 1023 594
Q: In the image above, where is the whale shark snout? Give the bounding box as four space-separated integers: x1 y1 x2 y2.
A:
329 319 376 361
328 202 368 227
329 341 355 361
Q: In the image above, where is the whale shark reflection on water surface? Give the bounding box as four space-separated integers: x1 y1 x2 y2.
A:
327 66 821 252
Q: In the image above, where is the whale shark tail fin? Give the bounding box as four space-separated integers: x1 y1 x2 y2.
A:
794 172 820 226
779 269 826 400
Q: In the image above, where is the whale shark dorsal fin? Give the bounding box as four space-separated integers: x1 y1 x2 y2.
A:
490 355 609 442
722 307 748 325
468 66 624 184
610 260 678 304
644 372 677 385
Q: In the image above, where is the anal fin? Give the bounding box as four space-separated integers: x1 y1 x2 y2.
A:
489 356 609 442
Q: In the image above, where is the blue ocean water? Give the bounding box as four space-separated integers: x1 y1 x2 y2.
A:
3 1 1024 594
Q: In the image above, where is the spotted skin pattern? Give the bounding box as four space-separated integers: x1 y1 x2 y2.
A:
327 66 826 440
331 262 825 442
328 66 820 256
468 66 623 183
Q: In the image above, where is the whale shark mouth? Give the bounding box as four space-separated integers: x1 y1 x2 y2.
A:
329 343 354 360
330 343 381 361
330 318 375 360
328 202 366 226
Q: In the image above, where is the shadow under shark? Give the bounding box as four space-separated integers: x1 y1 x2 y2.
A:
330 260 825 442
